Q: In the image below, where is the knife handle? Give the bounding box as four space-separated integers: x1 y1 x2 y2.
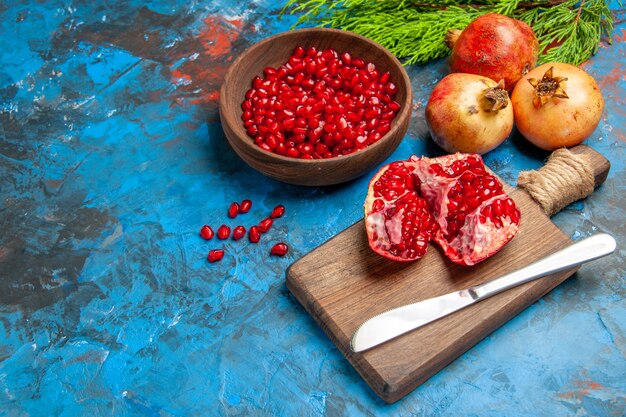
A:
471 234 616 300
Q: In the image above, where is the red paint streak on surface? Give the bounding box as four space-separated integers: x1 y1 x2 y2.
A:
558 379 607 399
614 28 626 43
598 65 626 90
170 14 246 107
199 16 244 58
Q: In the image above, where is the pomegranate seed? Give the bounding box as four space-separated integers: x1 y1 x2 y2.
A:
249 225 261 243
270 242 289 256
200 225 214 240
232 225 246 240
293 46 305 58
217 225 231 240
259 218 273 233
207 249 225 263
270 205 285 219
228 202 240 218
240 199 252 213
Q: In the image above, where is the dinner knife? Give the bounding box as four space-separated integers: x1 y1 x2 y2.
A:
351 233 616 353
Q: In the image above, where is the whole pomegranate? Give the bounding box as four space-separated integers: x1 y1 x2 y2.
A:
364 153 521 265
425 74 513 155
447 13 539 90
511 63 604 150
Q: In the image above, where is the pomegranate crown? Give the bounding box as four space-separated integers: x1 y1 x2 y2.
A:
527 66 569 109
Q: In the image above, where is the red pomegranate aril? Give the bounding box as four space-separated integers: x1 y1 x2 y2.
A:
293 46 305 58
217 225 231 240
265 135 278 149
286 147 300 158
232 225 246 241
270 205 285 219
270 242 289 256
388 101 401 112
240 199 252 213
275 142 287 155
381 110 396 120
298 143 313 155
249 226 261 243
228 202 240 218
291 134 306 145
259 218 273 233
207 249 225 263
352 58 365 68
200 225 214 240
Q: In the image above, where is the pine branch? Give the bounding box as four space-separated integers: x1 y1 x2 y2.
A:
281 0 622 66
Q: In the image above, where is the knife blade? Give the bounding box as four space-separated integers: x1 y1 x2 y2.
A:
351 233 616 353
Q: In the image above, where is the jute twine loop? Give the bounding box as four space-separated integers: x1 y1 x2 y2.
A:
517 148 595 216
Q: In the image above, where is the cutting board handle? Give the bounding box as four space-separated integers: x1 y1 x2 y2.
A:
517 145 610 216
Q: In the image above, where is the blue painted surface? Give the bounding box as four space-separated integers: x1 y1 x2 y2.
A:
0 1 624 416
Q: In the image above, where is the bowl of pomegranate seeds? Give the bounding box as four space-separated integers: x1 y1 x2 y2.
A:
219 28 412 186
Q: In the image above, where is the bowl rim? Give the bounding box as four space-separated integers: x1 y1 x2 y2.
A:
219 27 412 166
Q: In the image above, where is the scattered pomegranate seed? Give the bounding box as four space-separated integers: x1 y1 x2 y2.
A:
270 242 289 256
217 225 231 240
207 249 225 263
241 46 400 159
200 225 214 240
249 225 261 243
232 225 246 240
258 218 273 233
270 205 285 219
240 199 252 213
228 202 240 218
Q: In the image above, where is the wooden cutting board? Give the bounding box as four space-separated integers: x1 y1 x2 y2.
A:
286 145 610 403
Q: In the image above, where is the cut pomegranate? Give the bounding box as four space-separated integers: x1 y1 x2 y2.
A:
258 218 273 233
217 225 231 240
411 153 520 265
208 249 225 263
228 202 240 218
364 154 520 265
240 199 252 213
270 242 289 256
200 225 214 240
270 205 285 219
364 161 438 262
232 225 246 241
249 225 261 243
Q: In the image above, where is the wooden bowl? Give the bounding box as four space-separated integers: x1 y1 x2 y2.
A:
219 28 412 186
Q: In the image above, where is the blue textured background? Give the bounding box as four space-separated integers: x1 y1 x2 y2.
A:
0 1 624 416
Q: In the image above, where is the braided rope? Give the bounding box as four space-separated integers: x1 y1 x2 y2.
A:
517 148 595 216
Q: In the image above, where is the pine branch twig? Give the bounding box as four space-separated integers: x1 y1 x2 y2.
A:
281 0 622 66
